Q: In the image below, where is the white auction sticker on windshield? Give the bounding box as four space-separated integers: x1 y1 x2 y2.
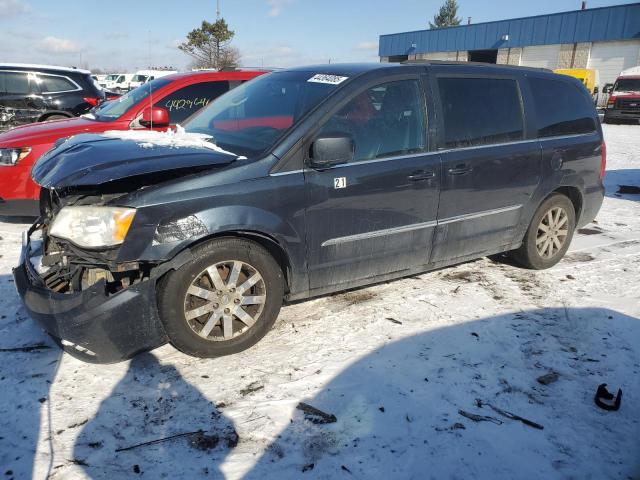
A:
308 74 349 85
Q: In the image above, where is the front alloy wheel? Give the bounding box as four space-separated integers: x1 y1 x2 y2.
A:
158 238 284 358
184 260 266 341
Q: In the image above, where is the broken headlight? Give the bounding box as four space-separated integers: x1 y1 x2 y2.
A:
0 147 31 166
153 215 208 244
49 206 136 248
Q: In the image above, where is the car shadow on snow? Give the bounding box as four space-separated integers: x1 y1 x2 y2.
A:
243 307 640 480
72 353 238 479
604 169 640 201
0 273 63 479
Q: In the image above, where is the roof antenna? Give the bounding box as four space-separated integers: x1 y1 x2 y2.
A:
148 29 154 130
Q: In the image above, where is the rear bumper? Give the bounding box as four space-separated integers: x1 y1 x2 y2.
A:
13 228 168 363
578 183 605 229
0 198 39 216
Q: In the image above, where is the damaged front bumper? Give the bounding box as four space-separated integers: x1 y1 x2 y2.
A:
13 225 170 363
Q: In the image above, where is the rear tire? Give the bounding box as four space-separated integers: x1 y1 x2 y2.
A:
158 238 284 358
511 193 576 270
42 114 68 122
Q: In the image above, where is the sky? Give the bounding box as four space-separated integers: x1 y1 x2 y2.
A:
0 0 636 72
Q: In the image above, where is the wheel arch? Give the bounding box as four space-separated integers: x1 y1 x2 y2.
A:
181 230 293 294
552 185 583 220
37 111 74 122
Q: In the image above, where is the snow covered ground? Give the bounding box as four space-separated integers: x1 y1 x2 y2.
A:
0 124 638 480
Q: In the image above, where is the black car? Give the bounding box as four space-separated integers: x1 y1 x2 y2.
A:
15 62 605 363
0 63 105 131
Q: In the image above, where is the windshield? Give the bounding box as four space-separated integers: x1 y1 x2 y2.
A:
614 78 640 92
184 71 346 159
93 78 172 122
132 74 149 83
105 74 119 81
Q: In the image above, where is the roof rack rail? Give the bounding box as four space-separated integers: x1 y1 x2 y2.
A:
0 63 92 74
399 59 552 72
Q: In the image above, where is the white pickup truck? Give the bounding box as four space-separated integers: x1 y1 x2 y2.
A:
127 70 177 91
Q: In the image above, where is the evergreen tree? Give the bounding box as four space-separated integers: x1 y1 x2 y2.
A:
429 0 462 29
178 19 240 70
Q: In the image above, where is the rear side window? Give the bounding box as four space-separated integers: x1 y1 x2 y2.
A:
437 77 524 148
0 71 31 94
38 74 78 93
159 81 230 124
529 77 596 138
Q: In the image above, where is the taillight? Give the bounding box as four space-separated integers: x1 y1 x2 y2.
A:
600 140 607 179
83 97 100 107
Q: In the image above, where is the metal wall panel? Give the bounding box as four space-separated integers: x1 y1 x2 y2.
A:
520 45 562 69
588 40 640 84
379 3 640 57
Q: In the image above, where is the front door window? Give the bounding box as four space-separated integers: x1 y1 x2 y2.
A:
317 80 427 162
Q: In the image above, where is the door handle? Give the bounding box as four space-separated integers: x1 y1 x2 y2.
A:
408 170 435 181
448 164 473 176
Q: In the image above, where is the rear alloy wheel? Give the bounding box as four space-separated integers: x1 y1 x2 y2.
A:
512 193 576 270
158 238 284 358
535 207 570 260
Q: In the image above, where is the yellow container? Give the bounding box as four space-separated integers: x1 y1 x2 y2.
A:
554 68 599 95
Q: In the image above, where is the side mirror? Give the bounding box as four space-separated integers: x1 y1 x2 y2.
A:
310 135 354 168
140 106 170 128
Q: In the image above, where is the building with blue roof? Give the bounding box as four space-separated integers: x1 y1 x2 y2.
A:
379 2 640 84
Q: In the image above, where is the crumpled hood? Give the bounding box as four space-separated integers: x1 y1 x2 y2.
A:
31 132 239 189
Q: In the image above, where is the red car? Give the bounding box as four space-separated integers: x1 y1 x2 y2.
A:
0 69 266 216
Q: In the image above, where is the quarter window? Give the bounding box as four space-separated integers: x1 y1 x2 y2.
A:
159 81 230 124
529 77 596 137
317 79 427 163
437 77 524 148
38 75 78 93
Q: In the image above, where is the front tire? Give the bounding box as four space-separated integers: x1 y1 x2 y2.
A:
512 193 576 270
158 238 284 358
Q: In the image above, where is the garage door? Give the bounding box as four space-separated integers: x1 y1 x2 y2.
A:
588 40 640 85
521 45 561 69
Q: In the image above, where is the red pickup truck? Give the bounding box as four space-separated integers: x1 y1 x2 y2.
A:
604 69 640 124
0 70 266 216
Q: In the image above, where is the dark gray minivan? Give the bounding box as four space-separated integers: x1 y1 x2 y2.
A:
15 62 605 363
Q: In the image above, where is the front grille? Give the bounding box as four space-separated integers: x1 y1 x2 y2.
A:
25 257 40 284
615 98 640 111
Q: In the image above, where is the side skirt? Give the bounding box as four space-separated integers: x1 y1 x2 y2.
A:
285 240 522 303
